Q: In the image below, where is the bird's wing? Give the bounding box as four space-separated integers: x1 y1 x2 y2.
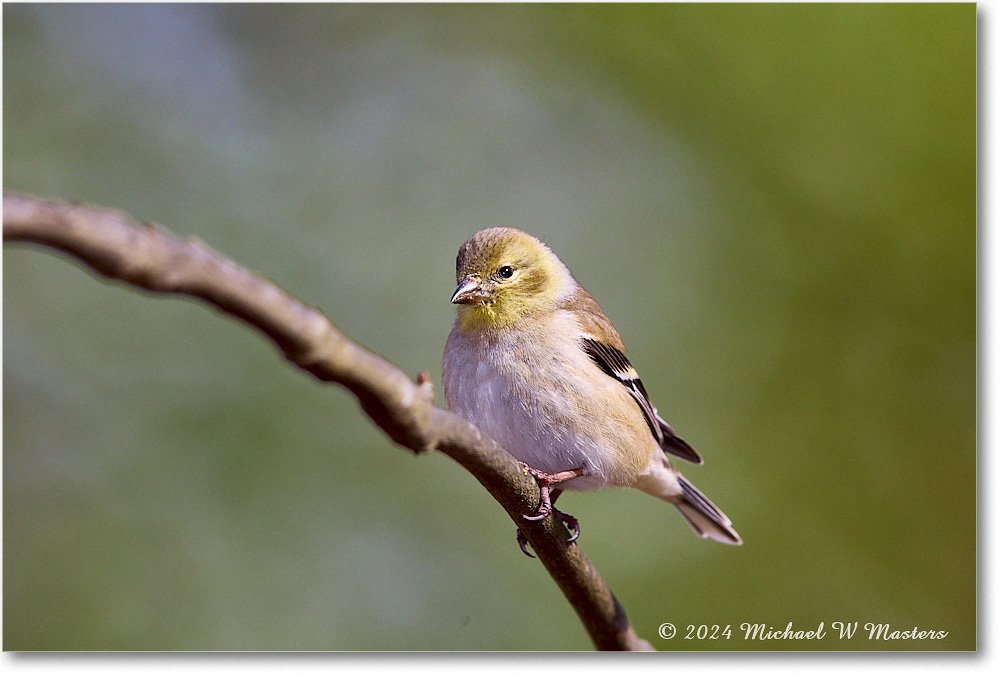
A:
580 337 703 465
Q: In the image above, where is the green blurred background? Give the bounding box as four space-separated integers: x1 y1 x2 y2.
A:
3 4 975 651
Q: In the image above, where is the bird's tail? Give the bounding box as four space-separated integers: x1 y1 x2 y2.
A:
673 474 742 545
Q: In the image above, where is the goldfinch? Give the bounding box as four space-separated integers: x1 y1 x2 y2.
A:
442 227 741 551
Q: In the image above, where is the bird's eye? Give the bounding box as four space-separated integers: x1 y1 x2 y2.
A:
498 265 514 279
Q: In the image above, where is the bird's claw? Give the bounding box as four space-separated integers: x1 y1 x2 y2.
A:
517 528 535 558
516 508 581 558
559 510 581 543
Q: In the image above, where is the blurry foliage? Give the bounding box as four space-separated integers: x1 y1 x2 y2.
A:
3 4 974 650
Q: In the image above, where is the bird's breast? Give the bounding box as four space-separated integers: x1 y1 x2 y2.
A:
443 317 655 489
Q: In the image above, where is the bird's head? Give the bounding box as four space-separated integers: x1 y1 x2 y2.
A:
450 227 572 331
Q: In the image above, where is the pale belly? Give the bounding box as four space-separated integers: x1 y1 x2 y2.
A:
444 346 654 491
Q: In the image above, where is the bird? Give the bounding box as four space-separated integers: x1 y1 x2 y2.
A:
441 227 741 555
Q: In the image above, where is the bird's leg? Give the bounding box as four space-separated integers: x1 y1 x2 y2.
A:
515 465 587 557
519 463 587 520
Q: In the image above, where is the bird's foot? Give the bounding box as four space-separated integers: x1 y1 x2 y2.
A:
516 508 581 558
518 462 587 521
513 462 588 557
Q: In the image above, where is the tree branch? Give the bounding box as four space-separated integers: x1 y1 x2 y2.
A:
3 192 653 651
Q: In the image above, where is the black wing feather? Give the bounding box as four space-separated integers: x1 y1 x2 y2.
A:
581 337 703 465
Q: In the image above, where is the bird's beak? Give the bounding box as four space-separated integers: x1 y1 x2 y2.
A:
451 277 488 305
